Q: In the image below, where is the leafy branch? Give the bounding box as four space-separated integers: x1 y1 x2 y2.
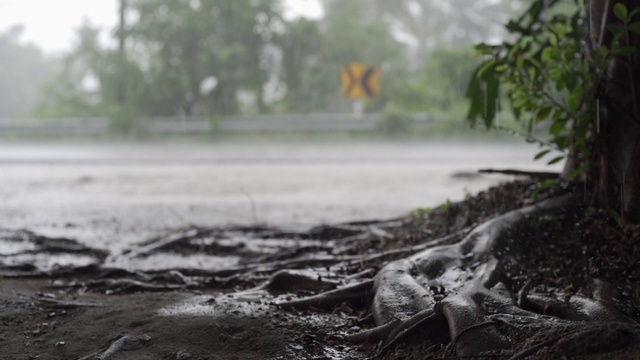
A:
466 0 640 173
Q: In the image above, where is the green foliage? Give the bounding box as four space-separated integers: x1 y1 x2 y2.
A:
367 0 524 57
389 49 479 114
41 0 281 131
585 207 625 228
410 207 432 218
530 178 560 200
279 0 408 113
410 207 431 229
32 0 528 137
128 0 280 116
466 0 640 175
37 23 147 134
0 26 58 118
37 24 111 119
440 199 453 212
277 18 323 113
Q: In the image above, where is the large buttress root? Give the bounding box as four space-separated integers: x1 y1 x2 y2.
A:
280 194 639 357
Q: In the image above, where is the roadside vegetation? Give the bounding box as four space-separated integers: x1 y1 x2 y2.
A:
1 0 521 137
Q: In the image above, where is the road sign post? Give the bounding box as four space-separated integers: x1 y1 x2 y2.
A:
352 100 364 117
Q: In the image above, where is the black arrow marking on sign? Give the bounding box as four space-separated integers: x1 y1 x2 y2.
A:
361 67 376 97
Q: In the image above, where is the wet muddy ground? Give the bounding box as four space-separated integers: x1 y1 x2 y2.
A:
12 141 635 359
0 177 638 359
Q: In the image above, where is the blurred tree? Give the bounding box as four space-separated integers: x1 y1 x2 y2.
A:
37 22 147 134
127 0 281 116
421 49 478 111
41 0 282 128
0 26 57 118
363 0 523 61
278 0 514 115
39 0 504 127
279 0 409 113
277 18 323 113
386 48 478 114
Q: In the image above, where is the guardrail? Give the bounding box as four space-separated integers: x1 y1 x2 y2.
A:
0 113 440 137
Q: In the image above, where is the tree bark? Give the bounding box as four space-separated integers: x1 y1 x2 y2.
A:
589 0 640 223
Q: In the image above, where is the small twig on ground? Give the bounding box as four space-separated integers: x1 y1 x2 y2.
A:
114 228 206 261
240 186 259 224
78 334 151 360
36 298 104 309
479 169 560 179
278 279 374 310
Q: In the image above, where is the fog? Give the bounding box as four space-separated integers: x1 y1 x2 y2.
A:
0 0 551 251
0 140 556 252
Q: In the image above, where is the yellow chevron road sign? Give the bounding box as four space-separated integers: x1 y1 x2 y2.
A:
341 63 381 100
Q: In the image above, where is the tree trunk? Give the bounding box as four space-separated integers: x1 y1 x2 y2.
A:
589 0 640 223
117 0 127 106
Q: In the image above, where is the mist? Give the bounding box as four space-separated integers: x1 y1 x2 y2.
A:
0 0 552 244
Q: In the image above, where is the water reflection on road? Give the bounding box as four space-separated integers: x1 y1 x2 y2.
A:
0 140 561 252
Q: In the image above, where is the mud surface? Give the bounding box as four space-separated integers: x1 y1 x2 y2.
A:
1 178 639 359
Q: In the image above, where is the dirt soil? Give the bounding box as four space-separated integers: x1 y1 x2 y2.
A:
0 178 639 359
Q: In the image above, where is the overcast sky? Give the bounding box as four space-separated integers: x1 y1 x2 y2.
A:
0 0 322 54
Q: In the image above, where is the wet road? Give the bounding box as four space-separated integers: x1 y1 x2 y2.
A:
0 140 560 252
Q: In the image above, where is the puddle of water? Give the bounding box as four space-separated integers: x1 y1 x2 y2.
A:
157 294 273 317
0 240 36 255
6 253 98 269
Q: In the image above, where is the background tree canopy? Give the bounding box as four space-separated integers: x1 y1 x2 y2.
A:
8 0 516 132
0 26 57 119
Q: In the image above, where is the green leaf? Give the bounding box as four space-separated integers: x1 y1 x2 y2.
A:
555 77 566 92
516 54 525 69
507 42 521 59
550 119 566 136
540 179 558 189
611 46 638 57
547 156 564 165
568 89 582 112
483 77 500 127
466 65 495 127
536 106 553 122
555 135 570 149
495 64 508 72
477 60 496 78
534 149 551 160
512 94 529 109
629 22 640 36
474 43 495 55
549 33 558 47
614 3 629 22
541 47 553 62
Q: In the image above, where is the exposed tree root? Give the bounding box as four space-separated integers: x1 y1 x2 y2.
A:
277 194 640 357
77 333 151 360
36 297 104 309
2 181 638 358
279 279 374 310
